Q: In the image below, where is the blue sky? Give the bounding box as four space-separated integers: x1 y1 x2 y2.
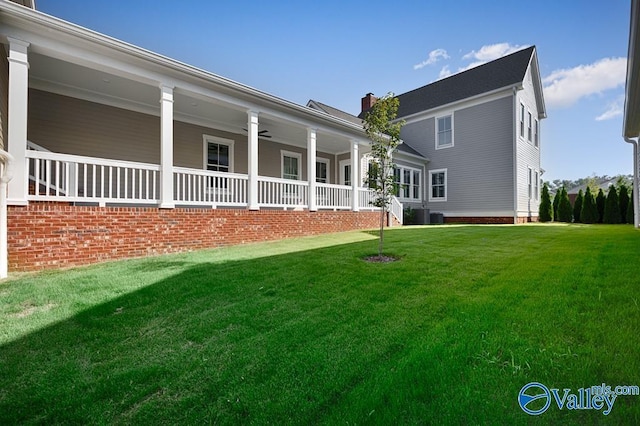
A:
36 0 632 182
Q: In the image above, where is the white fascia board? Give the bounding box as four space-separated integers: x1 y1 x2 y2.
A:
399 86 517 125
0 1 366 136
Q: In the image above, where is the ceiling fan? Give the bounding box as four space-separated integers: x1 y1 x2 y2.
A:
242 128 272 138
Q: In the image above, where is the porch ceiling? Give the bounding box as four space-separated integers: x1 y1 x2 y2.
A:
28 53 356 154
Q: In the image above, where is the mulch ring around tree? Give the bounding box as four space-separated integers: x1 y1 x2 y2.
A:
363 255 400 263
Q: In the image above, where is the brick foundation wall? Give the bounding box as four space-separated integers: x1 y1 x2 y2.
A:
8 204 380 272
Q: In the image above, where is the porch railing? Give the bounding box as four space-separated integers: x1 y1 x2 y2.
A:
258 176 309 208
174 167 248 207
25 151 390 215
390 196 404 225
26 150 160 204
316 183 351 210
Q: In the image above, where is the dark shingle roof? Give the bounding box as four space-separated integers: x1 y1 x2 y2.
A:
307 100 364 126
389 46 536 118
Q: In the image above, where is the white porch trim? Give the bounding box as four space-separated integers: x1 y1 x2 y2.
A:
7 37 30 206
159 85 175 208
247 110 260 210
351 140 359 212
307 128 317 211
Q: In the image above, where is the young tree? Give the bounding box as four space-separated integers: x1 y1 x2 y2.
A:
581 187 598 224
596 188 606 223
619 184 630 224
603 185 621 224
552 190 561 221
557 187 573 223
573 189 584 223
539 183 553 222
362 93 404 258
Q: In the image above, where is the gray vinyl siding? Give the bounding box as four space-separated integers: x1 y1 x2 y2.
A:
0 45 8 150
27 89 338 183
516 65 542 217
401 95 514 215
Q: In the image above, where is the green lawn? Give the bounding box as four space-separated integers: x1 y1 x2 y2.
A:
0 224 639 424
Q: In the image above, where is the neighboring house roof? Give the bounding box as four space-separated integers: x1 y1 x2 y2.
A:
567 178 619 195
307 100 427 160
359 46 543 120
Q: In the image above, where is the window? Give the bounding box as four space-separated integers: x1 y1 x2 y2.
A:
519 103 525 138
367 161 379 189
316 159 328 183
528 167 533 199
436 114 453 149
339 160 351 186
527 111 532 142
393 165 422 201
204 135 234 172
534 170 539 200
429 169 447 201
281 151 301 180
534 119 539 148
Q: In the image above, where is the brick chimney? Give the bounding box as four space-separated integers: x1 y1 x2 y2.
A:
361 93 378 114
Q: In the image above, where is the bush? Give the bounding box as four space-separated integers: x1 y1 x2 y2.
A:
627 195 635 224
557 187 573 223
596 188 606 223
619 185 630 224
539 183 553 222
603 185 621 224
552 190 561 221
573 189 583 223
581 187 598 224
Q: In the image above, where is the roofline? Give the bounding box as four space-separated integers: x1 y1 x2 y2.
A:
396 83 521 123
0 1 367 136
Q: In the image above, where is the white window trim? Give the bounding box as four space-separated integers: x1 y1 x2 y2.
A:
316 157 329 183
394 164 422 202
527 110 532 143
528 167 533 199
339 159 351 186
435 113 454 150
203 135 234 172
534 170 540 200
519 103 525 139
429 168 447 202
281 150 302 180
534 119 540 149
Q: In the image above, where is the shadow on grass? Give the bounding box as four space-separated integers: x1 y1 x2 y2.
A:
0 229 428 424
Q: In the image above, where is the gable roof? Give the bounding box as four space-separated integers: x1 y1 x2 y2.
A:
307 100 363 126
390 46 539 119
307 100 427 160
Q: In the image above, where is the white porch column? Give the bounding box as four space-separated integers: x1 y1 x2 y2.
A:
307 128 317 211
159 85 175 208
7 38 30 206
247 110 259 210
351 140 360 212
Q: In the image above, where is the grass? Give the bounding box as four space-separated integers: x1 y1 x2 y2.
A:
0 224 639 424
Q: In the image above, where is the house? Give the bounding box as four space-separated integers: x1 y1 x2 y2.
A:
310 46 547 224
623 0 640 228
0 0 398 271
0 0 545 272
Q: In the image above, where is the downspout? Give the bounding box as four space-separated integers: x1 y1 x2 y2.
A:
512 87 519 224
624 137 640 228
0 149 15 279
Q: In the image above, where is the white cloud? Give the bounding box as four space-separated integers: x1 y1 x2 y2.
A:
413 48 450 70
542 57 627 108
438 65 452 79
462 43 526 68
595 95 625 121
